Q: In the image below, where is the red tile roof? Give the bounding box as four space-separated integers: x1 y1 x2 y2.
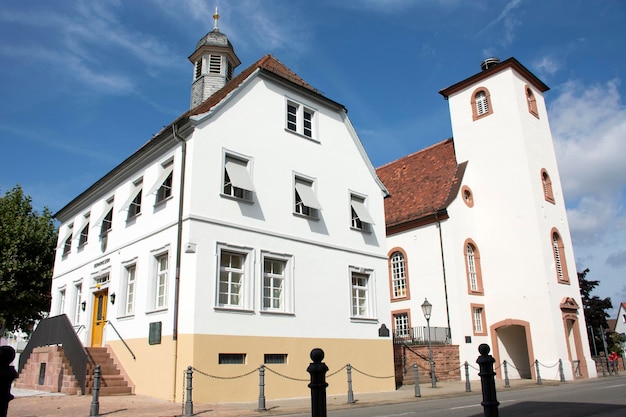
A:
376 138 466 234
190 54 321 116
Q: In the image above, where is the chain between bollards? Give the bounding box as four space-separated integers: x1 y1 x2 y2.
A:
184 366 193 416
477 344 499 417
413 363 421 397
89 365 101 417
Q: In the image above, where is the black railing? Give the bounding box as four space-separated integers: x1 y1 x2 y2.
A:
105 320 136 360
18 314 91 394
393 326 450 345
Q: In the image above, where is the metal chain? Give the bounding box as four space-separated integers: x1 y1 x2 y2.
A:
327 365 347 378
537 360 559 368
350 365 394 379
192 366 259 380
468 363 480 371
264 366 309 382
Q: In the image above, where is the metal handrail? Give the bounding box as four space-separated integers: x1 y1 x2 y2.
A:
105 320 136 360
74 324 86 335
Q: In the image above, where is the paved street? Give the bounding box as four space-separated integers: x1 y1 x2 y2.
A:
7 374 626 417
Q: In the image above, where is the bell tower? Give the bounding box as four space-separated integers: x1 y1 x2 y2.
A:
189 8 241 108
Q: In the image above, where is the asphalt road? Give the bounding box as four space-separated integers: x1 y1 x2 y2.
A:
283 377 626 417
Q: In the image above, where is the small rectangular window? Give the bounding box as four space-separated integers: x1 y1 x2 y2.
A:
155 254 168 309
62 224 73 257
393 312 410 338
294 176 321 218
125 265 136 315
155 162 173 204
219 353 246 364
209 55 221 74
351 269 373 318
471 304 487 336
223 155 255 201
120 179 143 220
78 220 89 247
350 194 374 232
303 109 313 137
264 354 287 364
287 103 297 132
73 283 83 324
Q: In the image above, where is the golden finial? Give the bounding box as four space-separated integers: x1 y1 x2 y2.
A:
213 7 220 31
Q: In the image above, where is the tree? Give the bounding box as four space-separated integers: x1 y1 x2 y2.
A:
0 185 56 333
578 268 613 355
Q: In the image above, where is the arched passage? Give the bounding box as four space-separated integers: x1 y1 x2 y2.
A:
489 319 536 380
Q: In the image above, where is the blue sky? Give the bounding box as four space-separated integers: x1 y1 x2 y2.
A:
1 0 625 317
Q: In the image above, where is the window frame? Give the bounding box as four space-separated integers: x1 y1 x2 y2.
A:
147 249 169 312
388 248 410 301
350 192 375 233
551 228 570 284
464 239 484 295
541 169 555 204
461 185 474 208
349 266 376 320
120 178 143 220
222 152 255 203
260 252 294 314
121 262 137 317
471 304 487 336
392 309 412 339
526 85 539 118
471 87 494 121
154 161 174 205
293 174 321 219
215 243 254 311
73 282 83 324
76 213 90 249
62 224 73 258
285 99 317 140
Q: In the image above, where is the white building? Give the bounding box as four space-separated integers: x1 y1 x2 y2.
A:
377 57 597 381
41 16 395 402
614 302 626 357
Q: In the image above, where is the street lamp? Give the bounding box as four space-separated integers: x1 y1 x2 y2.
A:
421 298 436 388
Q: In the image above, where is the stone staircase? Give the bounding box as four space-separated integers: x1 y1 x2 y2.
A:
86 347 133 396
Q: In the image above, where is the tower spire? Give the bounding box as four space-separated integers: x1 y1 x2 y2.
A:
213 7 220 31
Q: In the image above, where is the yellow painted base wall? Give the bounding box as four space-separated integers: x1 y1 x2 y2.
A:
109 334 396 403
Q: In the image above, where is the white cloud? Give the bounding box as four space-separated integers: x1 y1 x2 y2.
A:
532 55 562 79
477 0 523 46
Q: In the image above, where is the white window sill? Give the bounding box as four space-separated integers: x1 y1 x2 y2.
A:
260 310 295 316
214 306 254 313
220 193 254 204
350 317 378 324
284 128 320 144
145 307 168 315
154 195 173 208
116 314 135 321
293 211 319 221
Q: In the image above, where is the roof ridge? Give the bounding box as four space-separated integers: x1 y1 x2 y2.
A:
377 138 453 169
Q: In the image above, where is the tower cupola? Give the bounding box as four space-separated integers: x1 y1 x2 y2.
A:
189 8 241 108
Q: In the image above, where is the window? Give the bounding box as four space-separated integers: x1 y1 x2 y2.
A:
393 311 411 338
471 304 487 335
194 59 202 79
73 283 83 324
98 200 113 253
152 161 173 204
286 100 316 139
261 253 293 313
350 267 375 319
58 288 66 315
219 353 246 364
223 154 255 202
121 179 143 220
294 176 321 218
77 214 90 248
541 169 555 204
551 229 570 284
526 86 539 118
389 249 409 300
350 193 375 232
154 253 169 309
461 185 474 208
217 245 253 310
264 354 287 364
471 87 493 120
209 54 221 74
62 224 73 257
124 264 136 316
464 239 484 294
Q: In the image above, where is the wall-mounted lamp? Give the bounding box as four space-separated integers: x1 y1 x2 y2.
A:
110 293 116 305
81 301 86 311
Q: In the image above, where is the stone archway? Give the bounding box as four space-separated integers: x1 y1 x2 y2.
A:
490 319 536 380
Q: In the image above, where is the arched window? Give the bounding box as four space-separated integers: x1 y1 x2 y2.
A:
551 229 570 284
464 239 484 294
388 249 410 300
471 87 493 121
541 169 555 203
526 85 539 118
461 185 474 208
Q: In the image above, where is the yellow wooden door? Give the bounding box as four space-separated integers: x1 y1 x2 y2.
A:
90 290 108 346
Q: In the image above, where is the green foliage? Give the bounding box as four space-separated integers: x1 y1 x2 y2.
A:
578 268 614 355
0 185 56 333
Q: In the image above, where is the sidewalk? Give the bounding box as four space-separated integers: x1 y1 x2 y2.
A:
5 377 571 417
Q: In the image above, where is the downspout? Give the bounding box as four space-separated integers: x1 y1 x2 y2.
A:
435 210 452 340
172 122 187 401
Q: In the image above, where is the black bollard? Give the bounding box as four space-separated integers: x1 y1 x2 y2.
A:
184 366 193 416
476 344 499 417
0 346 18 417
413 363 421 397
307 348 329 417
89 365 101 417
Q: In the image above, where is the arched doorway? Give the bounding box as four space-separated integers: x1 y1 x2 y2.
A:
560 297 588 378
490 319 536 380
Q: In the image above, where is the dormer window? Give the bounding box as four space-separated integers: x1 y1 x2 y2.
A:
471 87 493 121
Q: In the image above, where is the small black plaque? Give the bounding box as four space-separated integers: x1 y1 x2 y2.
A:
465 336 472 344
149 321 162 345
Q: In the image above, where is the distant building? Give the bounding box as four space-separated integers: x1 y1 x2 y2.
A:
614 302 626 357
28 14 395 402
377 57 597 381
